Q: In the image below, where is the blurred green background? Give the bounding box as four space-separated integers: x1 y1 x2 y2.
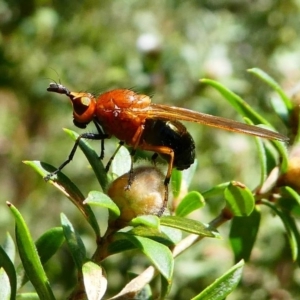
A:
1 0 300 299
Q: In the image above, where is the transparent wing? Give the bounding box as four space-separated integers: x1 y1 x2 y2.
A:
143 104 288 142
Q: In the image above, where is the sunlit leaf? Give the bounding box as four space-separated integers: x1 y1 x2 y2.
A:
83 261 107 300
161 216 220 238
176 191 205 217
7 202 55 300
83 191 120 220
224 181 254 216
122 234 174 282
61 213 86 269
191 260 244 300
24 161 100 238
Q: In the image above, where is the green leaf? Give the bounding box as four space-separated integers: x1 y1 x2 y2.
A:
171 169 182 199
111 144 131 177
160 274 172 299
128 226 175 246
61 213 86 269
35 227 65 265
82 261 107 300
248 68 292 111
64 128 108 190
224 181 255 216
171 161 198 199
16 293 39 299
280 186 300 209
191 260 244 300
2 233 15 263
122 234 174 282
176 191 205 217
160 216 220 238
17 227 65 288
24 161 101 238
0 245 16 300
83 191 120 220
244 118 268 186
200 78 272 126
7 202 55 300
200 79 289 173
202 182 230 198
229 208 261 262
262 200 298 262
107 236 137 255
130 215 160 228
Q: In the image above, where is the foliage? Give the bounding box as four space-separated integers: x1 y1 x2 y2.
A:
1 1 300 299
1 71 300 299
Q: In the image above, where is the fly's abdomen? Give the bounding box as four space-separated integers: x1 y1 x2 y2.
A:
142 119 195 170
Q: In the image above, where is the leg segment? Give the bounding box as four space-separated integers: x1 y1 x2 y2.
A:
44 132 108 181
105 141 125 172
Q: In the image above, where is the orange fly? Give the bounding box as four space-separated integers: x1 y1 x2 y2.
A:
45 83 288 213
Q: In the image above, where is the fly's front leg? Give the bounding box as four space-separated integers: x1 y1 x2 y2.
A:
44 132 108 181
93 119 107 159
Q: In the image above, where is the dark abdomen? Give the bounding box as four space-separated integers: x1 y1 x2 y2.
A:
141 119 195 170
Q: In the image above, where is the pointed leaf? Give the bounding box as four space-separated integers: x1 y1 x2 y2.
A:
248 68 292 111
7 202 55 300
160 216 220 238
2 233 15 263
200 78 271 126
200 79 289 173
83 261 107 300
17 227 65 288
262 200 298 262
176 191 205 217
35 227 65 264
224 181 254 216
24 160 100 237
191 260 244 300
61 213 86 269
244 118 268 185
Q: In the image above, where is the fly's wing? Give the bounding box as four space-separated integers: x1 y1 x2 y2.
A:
145 104 288 142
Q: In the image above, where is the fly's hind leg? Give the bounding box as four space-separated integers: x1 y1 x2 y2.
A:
138 144 175 216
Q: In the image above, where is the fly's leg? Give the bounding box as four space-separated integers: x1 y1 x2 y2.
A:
151 153 158 166
44 132 108 181
125 148 136 190
93 120 106 159
105 141 125 172
135 143 175 216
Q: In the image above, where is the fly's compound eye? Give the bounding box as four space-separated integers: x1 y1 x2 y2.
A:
70 93 97 125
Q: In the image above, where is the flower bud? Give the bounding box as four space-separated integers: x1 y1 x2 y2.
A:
107 166 166 225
